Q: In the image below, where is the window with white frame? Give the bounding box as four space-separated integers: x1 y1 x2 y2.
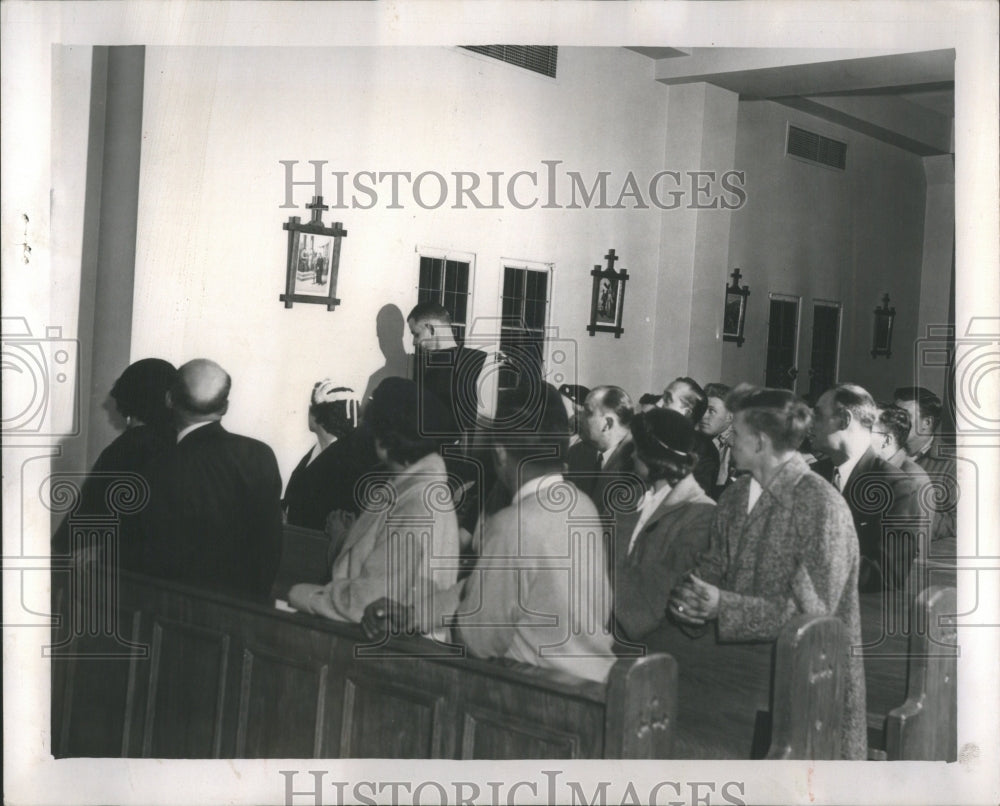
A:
498 260 552 391
415 248 475 345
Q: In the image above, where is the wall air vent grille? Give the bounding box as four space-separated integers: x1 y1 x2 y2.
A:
461 46 558 78
786 124 847 170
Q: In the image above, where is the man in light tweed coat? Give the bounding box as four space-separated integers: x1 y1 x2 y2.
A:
669 386 867 760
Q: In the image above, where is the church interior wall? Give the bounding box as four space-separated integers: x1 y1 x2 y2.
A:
128 45 671 481
45 45 949 483
724 98 930 401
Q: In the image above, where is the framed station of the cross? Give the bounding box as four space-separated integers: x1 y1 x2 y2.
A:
587 248 629 338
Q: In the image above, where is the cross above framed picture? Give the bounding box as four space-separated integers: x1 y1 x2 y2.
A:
280 196 348 311
722 268 750 347
587 248 629 338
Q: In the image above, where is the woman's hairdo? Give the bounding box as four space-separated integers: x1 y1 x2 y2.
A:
110 358 178 427
309 381 358 439
726 385 812 452
631 408 697 486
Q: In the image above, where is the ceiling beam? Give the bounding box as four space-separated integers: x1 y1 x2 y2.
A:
653 49 955 99
782 93 953 155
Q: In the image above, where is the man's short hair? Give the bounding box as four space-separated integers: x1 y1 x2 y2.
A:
727 385 812 452
703 382 732 403
893 386 942 430
171 370 231 416
407 301 452 325
876 404 911 450
666 377 708 423
638 392 662 407
828 384 877 430
590 385 634 428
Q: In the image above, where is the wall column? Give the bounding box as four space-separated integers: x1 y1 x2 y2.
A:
78 46 146 470
651 82 739 388
915 154 955 374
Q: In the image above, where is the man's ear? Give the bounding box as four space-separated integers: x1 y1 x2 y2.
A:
603 415 614 432
835 408 851 431
426 322 435 336
756 430 771 455
219 400 229 417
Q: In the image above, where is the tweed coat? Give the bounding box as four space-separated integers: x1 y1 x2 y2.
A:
693 453 867 760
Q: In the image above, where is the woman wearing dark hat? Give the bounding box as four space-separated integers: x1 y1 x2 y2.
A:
611 407 715 650
53 358 178 562
289 378 459 633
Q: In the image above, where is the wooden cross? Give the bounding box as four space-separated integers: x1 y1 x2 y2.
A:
307 195 329 226
604 248 619 272
730 268 743 287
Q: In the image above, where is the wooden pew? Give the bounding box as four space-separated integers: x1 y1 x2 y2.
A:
879 586 958 761
51 569 677 759
271 525 852 759
271 523 330 598
861 556 958 761
52 564 852 760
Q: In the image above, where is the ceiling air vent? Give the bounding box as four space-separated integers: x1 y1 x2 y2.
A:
786 124 847 170
461 46 558 79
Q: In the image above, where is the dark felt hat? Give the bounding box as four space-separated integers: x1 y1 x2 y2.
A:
634 407 695 457
557 383 590 408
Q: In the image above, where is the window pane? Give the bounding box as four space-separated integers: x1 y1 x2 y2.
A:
447 290 468 326
498 265 550 390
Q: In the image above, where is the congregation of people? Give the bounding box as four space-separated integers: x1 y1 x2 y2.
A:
57 302 958 761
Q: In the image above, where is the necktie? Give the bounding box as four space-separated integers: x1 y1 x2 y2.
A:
596 452 604 471
716 445 731 486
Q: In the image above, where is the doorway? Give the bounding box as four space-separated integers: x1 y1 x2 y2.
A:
764 294 801 390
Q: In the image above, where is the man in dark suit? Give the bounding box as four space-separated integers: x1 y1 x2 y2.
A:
136 359 284 600
565 385 640 518
407 301 488 438
661 377 720 497
812 384 922 592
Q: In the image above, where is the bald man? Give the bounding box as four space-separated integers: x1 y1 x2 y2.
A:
134 359 284 600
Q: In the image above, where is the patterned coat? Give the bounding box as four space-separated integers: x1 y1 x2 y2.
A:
694 453 867 760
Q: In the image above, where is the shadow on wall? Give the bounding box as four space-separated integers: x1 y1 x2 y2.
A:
361 304 413 410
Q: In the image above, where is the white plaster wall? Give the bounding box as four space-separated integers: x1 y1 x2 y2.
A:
131 46 668 482
724 99 928 401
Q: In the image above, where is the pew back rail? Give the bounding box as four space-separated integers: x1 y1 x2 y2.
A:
52 569 855 760
53 570 677 759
